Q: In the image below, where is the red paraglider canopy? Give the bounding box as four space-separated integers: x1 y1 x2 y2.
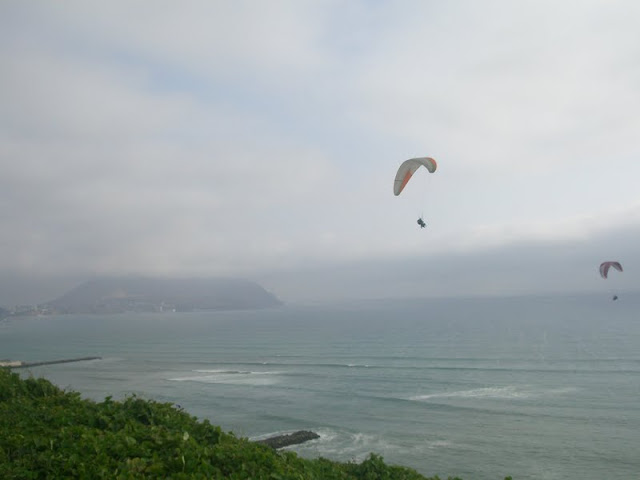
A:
599 261 623 279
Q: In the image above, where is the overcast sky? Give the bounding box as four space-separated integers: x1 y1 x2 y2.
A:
1 1 639 305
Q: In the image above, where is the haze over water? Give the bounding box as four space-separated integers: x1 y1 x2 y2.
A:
3 293 639 479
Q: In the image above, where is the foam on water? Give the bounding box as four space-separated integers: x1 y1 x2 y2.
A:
288 428 393 461
410 385 579 401
411 386 531 400
168 369 282 386
288 427 456 465
427 440 453 449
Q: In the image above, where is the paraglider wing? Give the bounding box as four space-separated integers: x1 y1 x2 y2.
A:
599 261 623 279
393 157 437 196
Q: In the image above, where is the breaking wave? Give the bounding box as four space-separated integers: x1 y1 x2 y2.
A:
410 386 578 401
169 369 282 386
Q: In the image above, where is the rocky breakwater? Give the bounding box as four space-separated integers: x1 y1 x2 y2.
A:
255 430 320 449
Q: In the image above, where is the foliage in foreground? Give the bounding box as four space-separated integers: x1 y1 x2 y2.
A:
0 368 508 479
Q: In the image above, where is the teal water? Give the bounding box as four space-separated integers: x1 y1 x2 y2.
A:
2 294 639 479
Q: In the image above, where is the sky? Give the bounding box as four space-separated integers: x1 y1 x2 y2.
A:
1 1 639 305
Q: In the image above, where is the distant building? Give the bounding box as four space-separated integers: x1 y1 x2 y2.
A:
12 305 40 316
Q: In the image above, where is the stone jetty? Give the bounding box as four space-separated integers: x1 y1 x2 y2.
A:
255 430 320 449
2 356 101 368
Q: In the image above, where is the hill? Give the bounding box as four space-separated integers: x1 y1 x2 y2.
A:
44 277 282 314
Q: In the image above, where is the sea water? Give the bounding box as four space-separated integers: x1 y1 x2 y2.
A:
1 293 639 479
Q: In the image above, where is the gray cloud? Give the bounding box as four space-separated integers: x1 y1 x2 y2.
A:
1 1 639 306
259 221 640 303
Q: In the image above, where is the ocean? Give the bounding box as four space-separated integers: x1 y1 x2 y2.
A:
1 293 639 479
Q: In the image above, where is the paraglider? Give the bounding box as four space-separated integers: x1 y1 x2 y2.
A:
599 261 623 301
393 157 437 196
394 157 437 228
599 261 623 279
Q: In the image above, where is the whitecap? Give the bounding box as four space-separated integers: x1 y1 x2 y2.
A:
168 370 281 386
427 440 453 449
410 385 579 401
410 386 530 401
193 369 251 374
289 428 409 461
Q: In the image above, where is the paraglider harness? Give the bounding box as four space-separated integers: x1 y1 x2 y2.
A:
417 217 426 228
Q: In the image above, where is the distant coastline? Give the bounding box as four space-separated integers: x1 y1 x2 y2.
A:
1 276 282 316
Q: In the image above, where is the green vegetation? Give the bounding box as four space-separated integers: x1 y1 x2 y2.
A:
0 369 509 479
